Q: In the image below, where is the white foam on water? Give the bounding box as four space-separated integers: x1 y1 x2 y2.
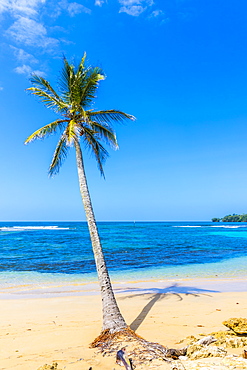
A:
173 226 202 228
0 226 70 231
173 225 247 229
211 225 245 228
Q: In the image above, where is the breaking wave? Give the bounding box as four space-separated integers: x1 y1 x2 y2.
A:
173 225 247 229
173 226 202 228
0 226 70 232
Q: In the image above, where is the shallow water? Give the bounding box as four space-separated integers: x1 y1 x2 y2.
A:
0 221 247 288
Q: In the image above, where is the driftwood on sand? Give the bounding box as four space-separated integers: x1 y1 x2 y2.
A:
90 326 187 366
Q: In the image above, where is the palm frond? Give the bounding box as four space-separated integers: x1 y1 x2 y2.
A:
59 58 76 104
49 133 69 177
85 120 118 150
88 110 136 124
83 127 109 177
24 120 67 144
28 75 67 112
76 53 87 77
30 75 61 101
79 67 105 108
59 55 91 109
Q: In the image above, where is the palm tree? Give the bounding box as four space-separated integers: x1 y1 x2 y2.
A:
25 54 135 333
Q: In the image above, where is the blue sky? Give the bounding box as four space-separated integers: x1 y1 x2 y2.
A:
1 0 247 221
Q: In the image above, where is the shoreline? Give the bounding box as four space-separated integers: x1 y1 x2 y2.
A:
1 253 247 291
1 276 247 299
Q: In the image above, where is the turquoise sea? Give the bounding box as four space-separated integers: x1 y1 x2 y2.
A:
0 221 247 293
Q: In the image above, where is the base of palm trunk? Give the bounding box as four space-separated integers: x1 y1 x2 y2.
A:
90 327 187 367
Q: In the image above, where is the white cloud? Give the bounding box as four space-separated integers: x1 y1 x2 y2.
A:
0 0 9 14
150 9 163 17
119 0 153 6
1 1 90 78
2 5 59 75
95 0 105 6
67 2 91 16
14 64 32 74
119 0 153 16
1 2 59 55
14 64 45 76
0 86 3 91
119 5 145 16
148 9 169 23
57 0 91 16
0 0 46 17
10 46 38 63
6 16 59 48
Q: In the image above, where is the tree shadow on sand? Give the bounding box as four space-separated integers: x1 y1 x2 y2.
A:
91 284 220 362
116 284 220 331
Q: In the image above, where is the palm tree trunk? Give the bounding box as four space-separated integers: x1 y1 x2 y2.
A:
75 140 127 333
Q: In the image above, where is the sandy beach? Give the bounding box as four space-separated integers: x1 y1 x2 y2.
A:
1 278 247 370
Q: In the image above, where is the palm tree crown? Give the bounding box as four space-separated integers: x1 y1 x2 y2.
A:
25 54 135 175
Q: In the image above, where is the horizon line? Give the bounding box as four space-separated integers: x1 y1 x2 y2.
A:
0 219 212 222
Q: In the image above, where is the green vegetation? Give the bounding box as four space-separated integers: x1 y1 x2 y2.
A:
212 217 221 222
212 214 247 222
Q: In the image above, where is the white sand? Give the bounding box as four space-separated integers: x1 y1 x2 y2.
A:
1 279 247 369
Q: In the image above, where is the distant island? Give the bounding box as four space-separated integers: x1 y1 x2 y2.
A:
212 214 247 222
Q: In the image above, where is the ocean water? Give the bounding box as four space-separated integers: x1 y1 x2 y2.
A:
0 221 247 292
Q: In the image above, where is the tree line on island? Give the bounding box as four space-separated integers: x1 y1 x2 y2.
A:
212 214 247 222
